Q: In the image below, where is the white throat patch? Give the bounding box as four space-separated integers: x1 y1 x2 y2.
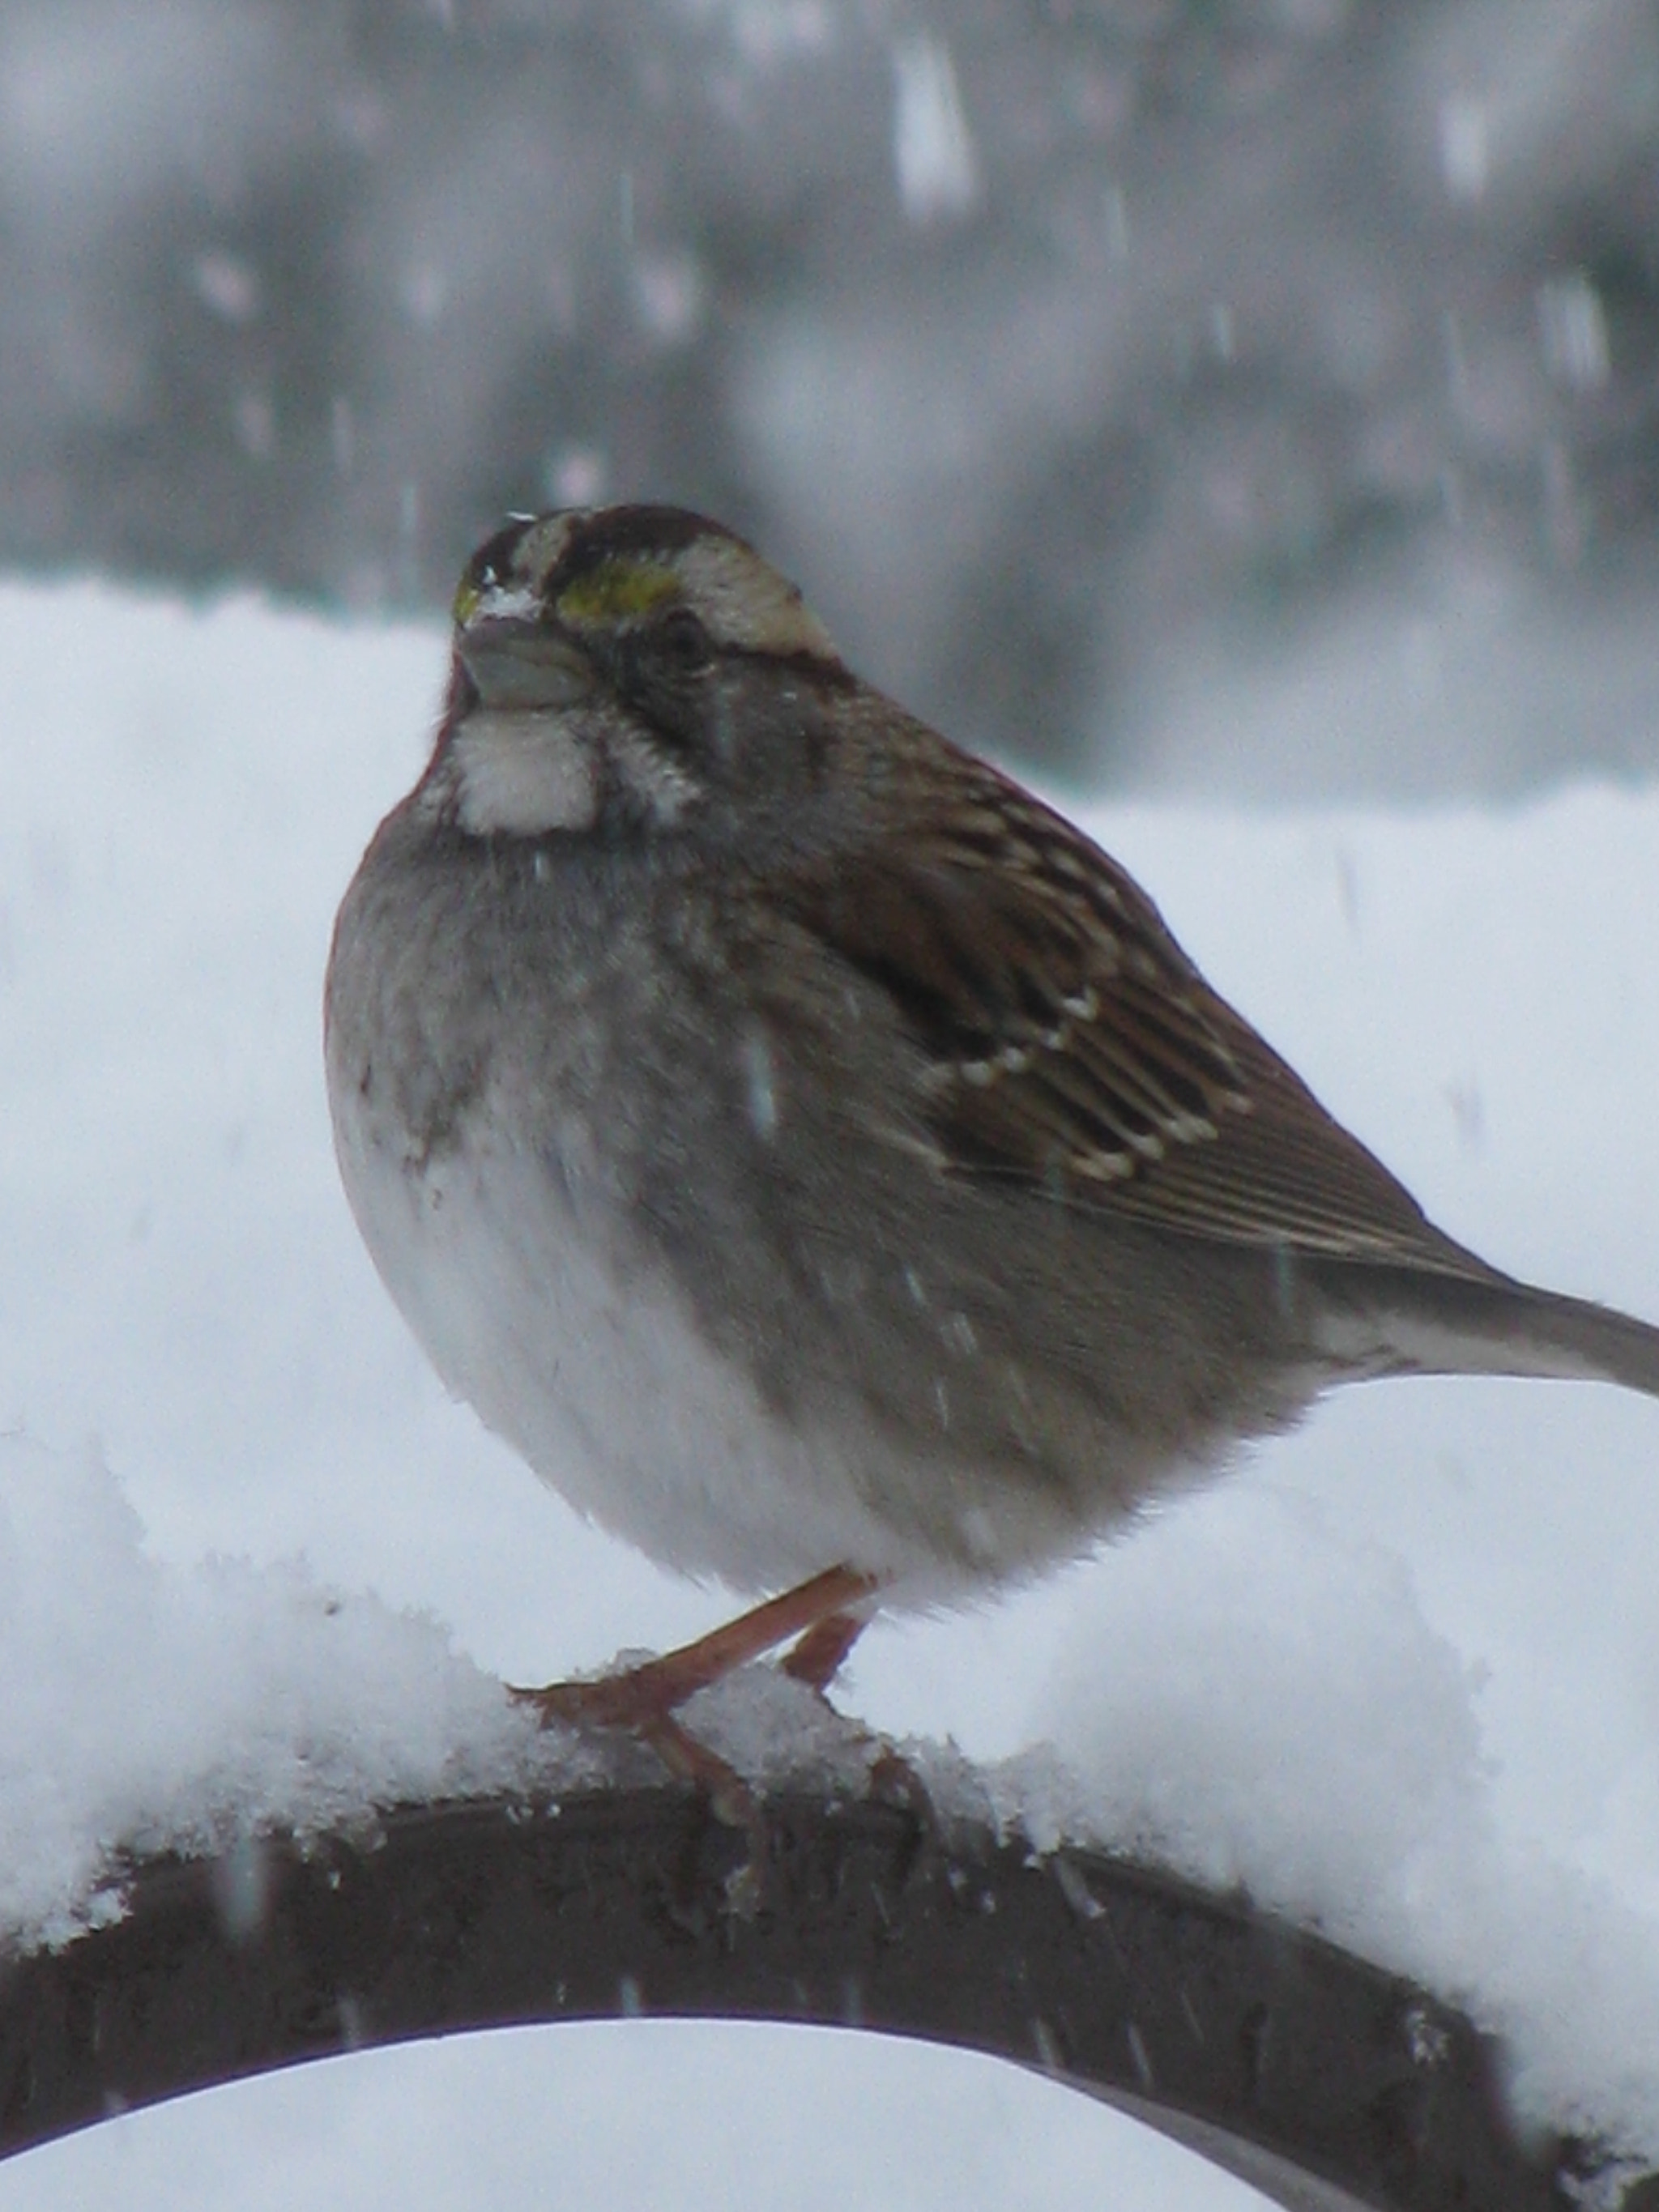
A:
451 709 599 835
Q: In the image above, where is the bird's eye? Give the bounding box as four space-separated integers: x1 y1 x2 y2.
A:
655 605 714 674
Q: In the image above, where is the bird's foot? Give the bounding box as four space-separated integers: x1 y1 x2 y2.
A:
510 1563 882 1829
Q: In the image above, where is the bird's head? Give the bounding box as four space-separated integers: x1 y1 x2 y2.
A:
433 505 851 844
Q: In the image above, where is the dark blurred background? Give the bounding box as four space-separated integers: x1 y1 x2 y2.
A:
6 0 1658 792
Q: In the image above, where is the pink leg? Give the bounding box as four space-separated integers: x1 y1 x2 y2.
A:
514 1564 881 1729
779 1610 867 1693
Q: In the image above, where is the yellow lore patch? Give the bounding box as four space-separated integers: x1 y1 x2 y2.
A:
557 558 679 624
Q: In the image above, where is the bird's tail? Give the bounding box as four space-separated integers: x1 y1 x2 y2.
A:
1306 1261 1659 1401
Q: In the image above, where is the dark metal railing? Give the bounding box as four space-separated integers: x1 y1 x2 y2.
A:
2 1772 1648 2210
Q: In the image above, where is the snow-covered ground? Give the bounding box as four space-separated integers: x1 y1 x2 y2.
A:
5 577 1659 2206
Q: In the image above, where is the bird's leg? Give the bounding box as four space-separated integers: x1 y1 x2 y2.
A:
776 1608 932 1814
778 1609 867 1693
512 1564 880 1730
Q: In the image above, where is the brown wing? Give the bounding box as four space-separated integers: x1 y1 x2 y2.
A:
779 766 1497 1281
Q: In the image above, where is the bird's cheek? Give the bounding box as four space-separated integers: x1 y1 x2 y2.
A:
607 724 704 828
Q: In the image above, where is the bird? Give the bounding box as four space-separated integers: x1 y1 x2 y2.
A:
325 502 1659 1734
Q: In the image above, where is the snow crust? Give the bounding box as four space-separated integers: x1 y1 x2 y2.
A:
6 577 1659 2180
0 1433 574 1948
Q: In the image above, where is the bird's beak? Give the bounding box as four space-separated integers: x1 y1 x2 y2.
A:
458 616 595 712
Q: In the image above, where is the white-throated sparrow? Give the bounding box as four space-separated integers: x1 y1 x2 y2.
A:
326 505 1659 1724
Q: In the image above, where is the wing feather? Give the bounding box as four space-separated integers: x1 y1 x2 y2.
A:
776 769 1498 1283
